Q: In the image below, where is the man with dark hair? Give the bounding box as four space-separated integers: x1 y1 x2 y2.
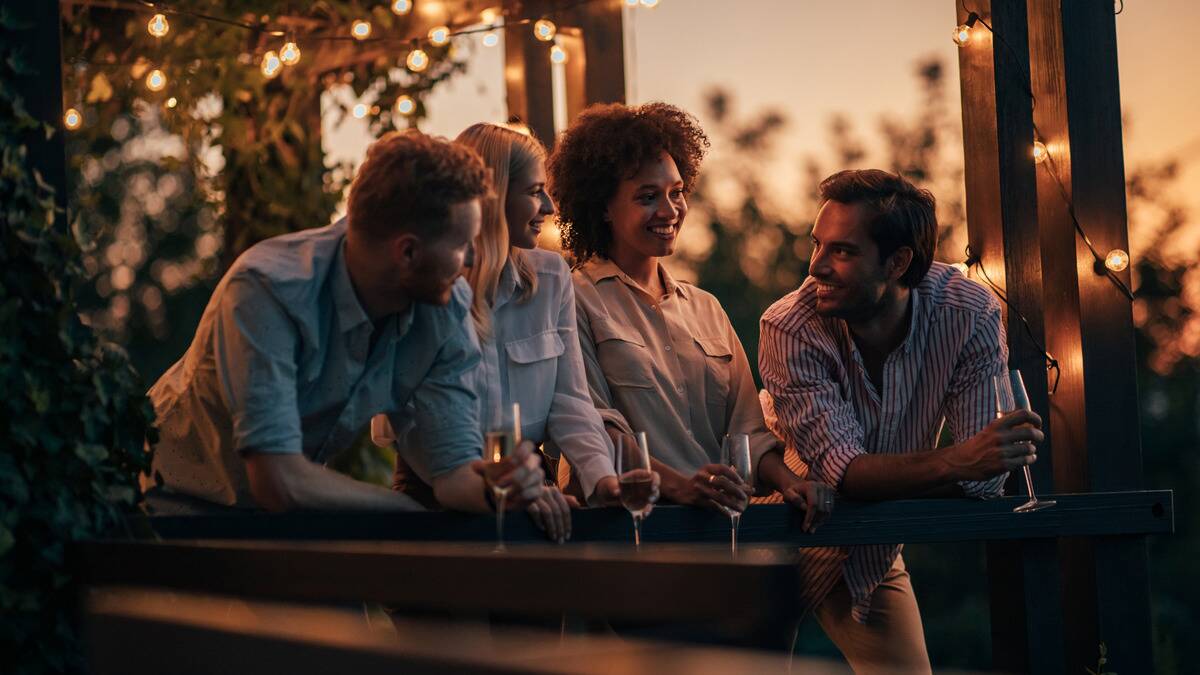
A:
757 169 1042 671
145 131 546 514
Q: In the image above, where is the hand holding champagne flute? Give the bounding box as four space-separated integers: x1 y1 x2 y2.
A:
720 433 753 554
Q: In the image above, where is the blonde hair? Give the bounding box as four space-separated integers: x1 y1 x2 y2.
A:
455 123 546 340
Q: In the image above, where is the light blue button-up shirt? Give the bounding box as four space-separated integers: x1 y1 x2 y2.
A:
147 219 482 507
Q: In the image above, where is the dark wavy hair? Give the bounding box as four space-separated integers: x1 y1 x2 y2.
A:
818 169 938 288
547 102 709 263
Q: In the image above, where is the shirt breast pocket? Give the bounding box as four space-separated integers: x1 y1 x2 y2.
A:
694 335 733 406
504 329 564 427
592 319 656 390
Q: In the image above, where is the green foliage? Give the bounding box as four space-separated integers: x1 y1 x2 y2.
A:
0 11 156 675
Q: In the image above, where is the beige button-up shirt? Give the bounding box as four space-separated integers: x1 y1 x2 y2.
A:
571 257 779 482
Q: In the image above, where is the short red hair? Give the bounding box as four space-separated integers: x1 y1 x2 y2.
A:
347 130 492 241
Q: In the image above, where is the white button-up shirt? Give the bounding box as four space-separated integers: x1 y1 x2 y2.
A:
377 248 615 499
148 219 483 507
759 262 1008 621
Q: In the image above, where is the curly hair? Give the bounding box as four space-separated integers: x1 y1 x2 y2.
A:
547 102 709 263
347 130 492 241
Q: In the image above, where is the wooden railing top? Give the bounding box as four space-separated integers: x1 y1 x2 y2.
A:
131 490 1173 546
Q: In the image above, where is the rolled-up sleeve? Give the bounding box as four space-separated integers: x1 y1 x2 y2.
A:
759 317 865 487
945 302 1010 498
574 293 635 436
411 301 484 478
212 274 303 456
718 308 781 481
547 262 616 501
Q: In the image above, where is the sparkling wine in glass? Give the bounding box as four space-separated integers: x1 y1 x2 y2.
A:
616 432 654 549
720 433 752 554
994 370 1055 513
483 403 521 550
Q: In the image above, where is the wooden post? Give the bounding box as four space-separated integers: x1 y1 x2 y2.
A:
1025 0 1153 672
503 0 625 146
955 2 1065 672
8 0 69 221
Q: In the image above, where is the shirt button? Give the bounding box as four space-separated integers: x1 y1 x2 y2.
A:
651 305 658 311
665 345 672 351
676 385 684 393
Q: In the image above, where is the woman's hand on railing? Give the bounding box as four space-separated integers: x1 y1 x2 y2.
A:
780 479 836 533
526 486 574 543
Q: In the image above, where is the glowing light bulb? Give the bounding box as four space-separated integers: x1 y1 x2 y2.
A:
1105 249 1129 272
394 95 416 115
64 108 82 130
147 13 170 38
428 26 450 46
406 48 429 72
261 51 283 79
145 69 167 92
391 0 413 15
640 0 660 7
482 32 499 47
481 7 500 24
951 261 970 275
550 44 567 64
534 19 556 41
953 24 972 46
1032 140 1048 163
625 0 639 6
280 41 301 66
351 20 372 40
166 97 178 109
352 103 369 119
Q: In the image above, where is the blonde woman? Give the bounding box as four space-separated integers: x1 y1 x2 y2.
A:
374 124 639 540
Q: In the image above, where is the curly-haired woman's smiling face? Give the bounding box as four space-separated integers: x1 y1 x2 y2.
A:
606 151 687 264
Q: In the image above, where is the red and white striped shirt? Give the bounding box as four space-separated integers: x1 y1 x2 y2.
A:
759 262 1009 621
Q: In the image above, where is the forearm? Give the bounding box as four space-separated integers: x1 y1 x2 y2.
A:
756 449 804 494
432 462 491 514
839 449 958 500
252 458 424 512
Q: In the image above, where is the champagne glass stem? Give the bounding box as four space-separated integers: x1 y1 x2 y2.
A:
730 513 741 555
632 514 643 550
495 490 507 552
1022 464 1037 500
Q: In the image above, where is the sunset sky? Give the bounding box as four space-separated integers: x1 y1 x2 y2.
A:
325 0 1200 257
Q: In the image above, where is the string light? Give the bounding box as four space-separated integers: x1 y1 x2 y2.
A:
953 13 978 47
482 32 499 47
406 48 429 72
391 0 413 15
534 19 556 41
166 96 178 108
351 20 372 40
625 0 639 6
394 95 415 115
280 41 301 66
428 26 450 46
260 51 283 79
1105 249 1129 272
550 44 568 64
145 69 167 92
147 13 170 38
641 0 661 7
352 103 369 119
1032 140 1048 164
480 7 501 24
64 108 83 130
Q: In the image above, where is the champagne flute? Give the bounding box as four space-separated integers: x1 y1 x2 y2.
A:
720 433 752 554
994 370 1055 513
483 403 521 550
616 432 654 550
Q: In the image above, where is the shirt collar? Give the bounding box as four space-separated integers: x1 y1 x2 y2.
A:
331 233 373 335
494 257 520 310
581 257 691 300
899 287 922 354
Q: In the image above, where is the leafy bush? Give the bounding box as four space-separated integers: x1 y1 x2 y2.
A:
1 10 156 674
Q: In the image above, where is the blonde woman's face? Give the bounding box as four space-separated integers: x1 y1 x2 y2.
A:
504 160 554 249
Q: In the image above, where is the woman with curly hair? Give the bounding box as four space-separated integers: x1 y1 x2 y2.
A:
374 124 638 540
548 102 833 520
